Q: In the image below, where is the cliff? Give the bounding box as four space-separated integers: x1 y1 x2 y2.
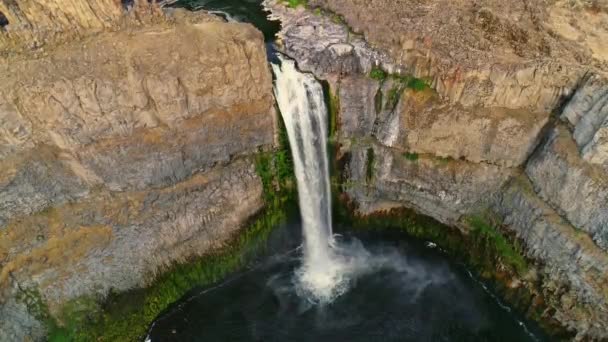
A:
265 0 608 339
0 3 275 341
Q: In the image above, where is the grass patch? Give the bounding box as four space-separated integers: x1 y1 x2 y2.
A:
467 216 528 276
281 0 307 8
369 66 430 92
404 152 419 162
435 156 453 165
406 77 428 91
387 86 402 111
369 66 387 81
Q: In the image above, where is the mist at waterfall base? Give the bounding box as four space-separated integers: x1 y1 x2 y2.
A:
146 56 547 341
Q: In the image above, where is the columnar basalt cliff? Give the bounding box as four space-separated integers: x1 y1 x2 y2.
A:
0 1 275 340
265 0 608 339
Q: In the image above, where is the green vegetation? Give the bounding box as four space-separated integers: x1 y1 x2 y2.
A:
369 66 429 92
369 66 387 81
281 0 307 8
387 86 402 111
404 152 419 162
369 67 430 113
435 155 453 165
330 13 346 25
406 77 428 91
467 215 528 276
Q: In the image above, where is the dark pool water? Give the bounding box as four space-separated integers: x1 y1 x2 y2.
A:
147 222 547 342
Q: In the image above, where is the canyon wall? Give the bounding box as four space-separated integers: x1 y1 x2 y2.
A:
0 2 275 341
266 0 608 339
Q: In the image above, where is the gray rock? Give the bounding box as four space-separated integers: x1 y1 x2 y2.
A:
526 126 608 251
561 74 608 170
493 176 608 339
344 143 512 225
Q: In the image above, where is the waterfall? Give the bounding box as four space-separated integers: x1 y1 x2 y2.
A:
272 55 354 303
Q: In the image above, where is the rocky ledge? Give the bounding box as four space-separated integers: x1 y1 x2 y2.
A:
0 2 275 340
265 0 608 339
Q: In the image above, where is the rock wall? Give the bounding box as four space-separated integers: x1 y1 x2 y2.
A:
265 0 608 338
0 0 163 54
0 6 275 341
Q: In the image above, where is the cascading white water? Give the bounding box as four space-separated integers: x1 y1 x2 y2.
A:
272 56 355 303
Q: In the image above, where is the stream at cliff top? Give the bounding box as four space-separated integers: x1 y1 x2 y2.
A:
147 1 549 341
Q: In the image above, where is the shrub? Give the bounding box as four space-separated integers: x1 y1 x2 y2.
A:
404 152 419 161
369 67 387 81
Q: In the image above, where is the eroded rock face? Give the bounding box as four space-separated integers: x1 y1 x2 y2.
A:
266 0 608 338
307 0 606 112
526 126 608 251
561 74 608 170
0 0 163 54
492 176 608 337
345 143 512 225
0 9 275 342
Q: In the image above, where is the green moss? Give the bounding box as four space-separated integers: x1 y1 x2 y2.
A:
369 67 387 81
404 152 419 162
467 215 528 276
387 86 402 110
281 0 307 8
435 155 453 165
16 287 53 324
330 13 346 25
406 77 428 91
368 66 429 92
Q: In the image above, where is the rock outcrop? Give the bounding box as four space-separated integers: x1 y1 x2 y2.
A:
265 0 608 338
0 0 163 54
0 3 275 341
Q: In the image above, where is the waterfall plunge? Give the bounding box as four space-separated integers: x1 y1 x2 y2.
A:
272 56 369 304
